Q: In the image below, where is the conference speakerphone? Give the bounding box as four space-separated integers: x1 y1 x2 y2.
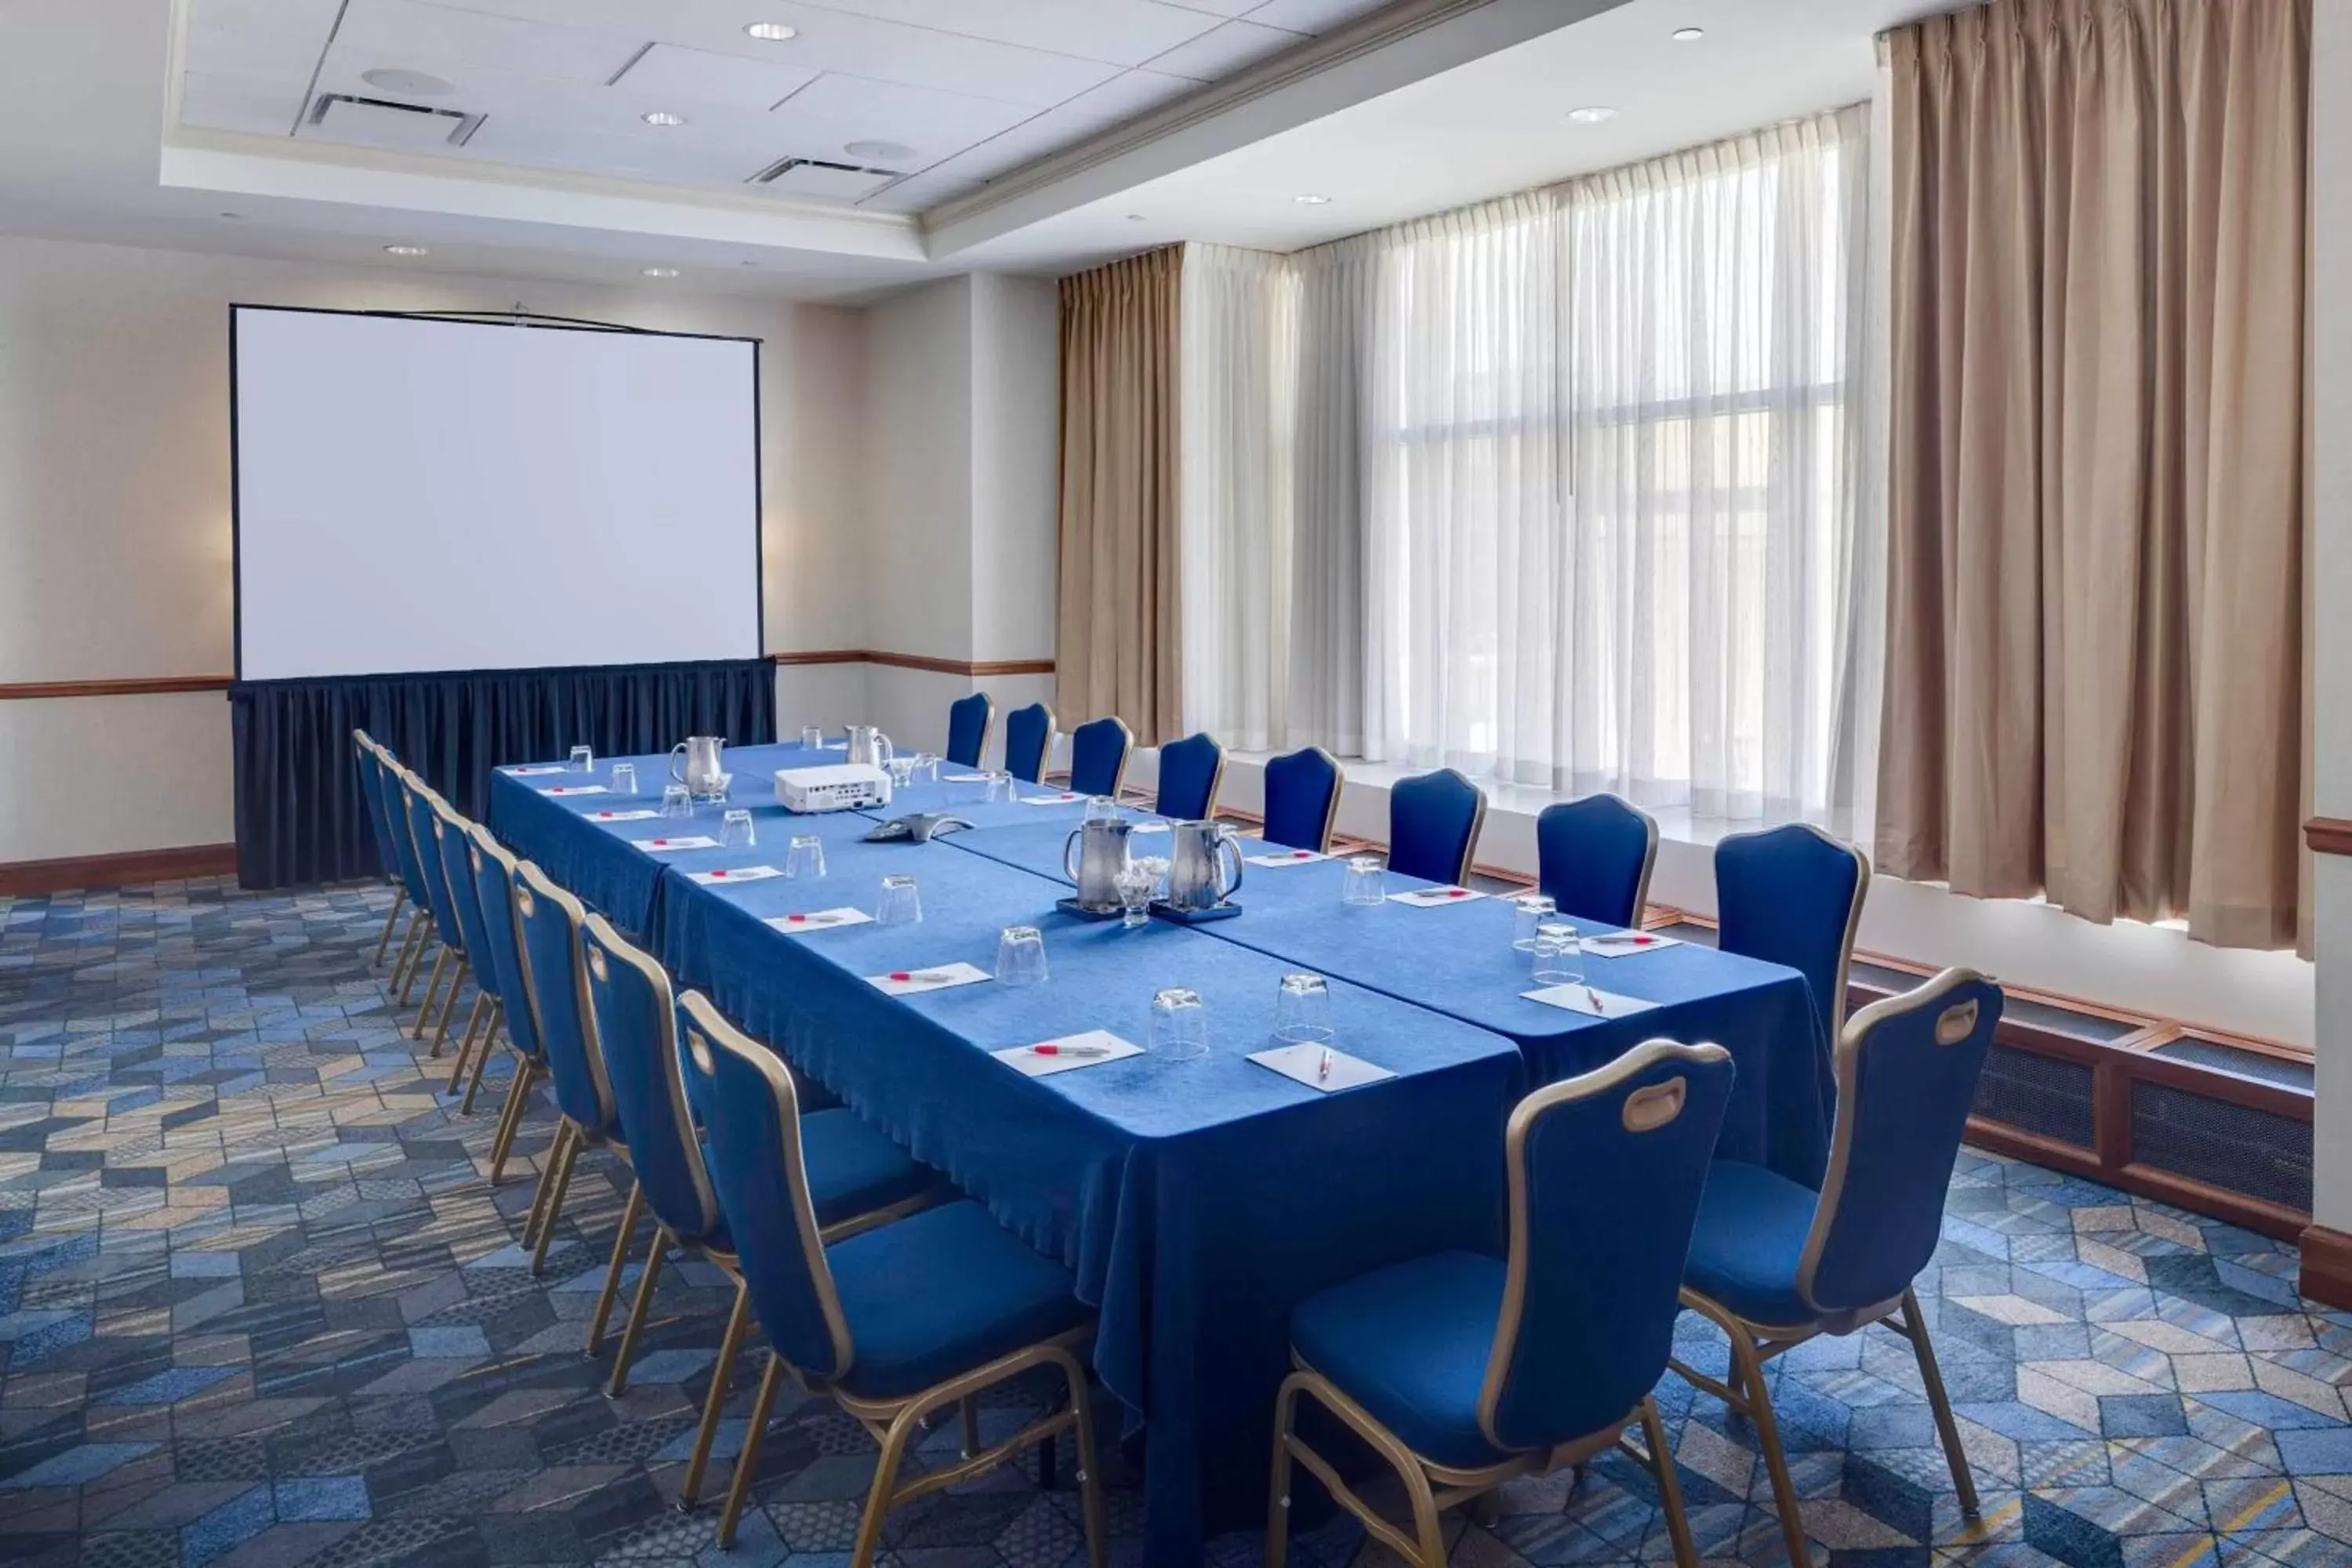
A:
776 764 892 813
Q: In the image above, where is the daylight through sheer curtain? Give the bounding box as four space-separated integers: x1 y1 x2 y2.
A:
1185 106 1886 833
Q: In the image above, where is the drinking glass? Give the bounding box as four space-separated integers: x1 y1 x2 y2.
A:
1341 855 1387 907
698 771 734 805
1273 973 1334 1045
885 755 916 790
720 808 757 850
913 753 941 784
996 926 1048 987
609 763 638 798
1084 796 1123 824
1112 859 1162 928
659 783 693 818
1149 986 1210 1062
1510 894 1558 952
1531 921 1583 988
568 744 595 772
983 771 1015 804
876 874 922 926
786 834 826 880
800 724 825 750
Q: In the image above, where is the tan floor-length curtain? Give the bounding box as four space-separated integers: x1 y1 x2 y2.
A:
1876 0 2310 949
1056 247 1183 742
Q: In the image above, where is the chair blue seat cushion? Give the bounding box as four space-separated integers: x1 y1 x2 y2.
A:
1682 1160 1820 1327
828 1200 1088 1401
801 1109 931 1231
1290 1251 1510 1470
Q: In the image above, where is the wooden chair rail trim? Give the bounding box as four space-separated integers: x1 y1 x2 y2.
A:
0 843 238 896
771 650 1054 678
0 676 232 700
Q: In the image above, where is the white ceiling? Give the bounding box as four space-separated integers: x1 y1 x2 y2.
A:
178 0 1399 213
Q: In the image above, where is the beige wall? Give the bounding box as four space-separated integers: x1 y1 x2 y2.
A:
0 233 867 863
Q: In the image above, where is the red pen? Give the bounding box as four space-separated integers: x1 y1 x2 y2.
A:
787 913 807 923
1317 1048 1334 1081
1447 888 1468 898
712 869 728 878
889 971 912 982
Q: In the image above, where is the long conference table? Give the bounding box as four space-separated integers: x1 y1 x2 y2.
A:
488 742 1829 1565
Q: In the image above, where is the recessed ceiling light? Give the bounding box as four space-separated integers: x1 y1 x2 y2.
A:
362 67 455 96
641 267 681 278
844 139 915 163
1567 105 1618 124
642 111 686 127
383 245 429 256
1671 26 1704 42
743 21 797 42
1294 193 1332 205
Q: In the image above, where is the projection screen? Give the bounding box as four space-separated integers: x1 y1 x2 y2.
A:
231 307 761 681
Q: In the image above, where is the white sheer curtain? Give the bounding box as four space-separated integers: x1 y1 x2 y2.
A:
1178 244 1296 751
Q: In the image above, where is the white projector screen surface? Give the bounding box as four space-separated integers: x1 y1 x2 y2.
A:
233 307 760 681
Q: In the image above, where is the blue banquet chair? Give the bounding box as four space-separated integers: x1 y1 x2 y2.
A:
510 861 629 1283
1068 715 1133 797
1536 793 1658 928
676 989 1109 1560
365 745 437 997
428 796 511 1096
1154 731 1225 820
575 915 933 1440
1716 822 1870 1048
462 824 546 1181
350 731 408 966
1261 746 1344 853
1673 967 2002 1565
394 768 472 1046
945 691 994 769
1386 768 1486 886
1266 1040 1734 1568
1004 702 1055 784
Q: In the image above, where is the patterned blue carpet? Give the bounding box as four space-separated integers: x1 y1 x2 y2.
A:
1 876 2347 1568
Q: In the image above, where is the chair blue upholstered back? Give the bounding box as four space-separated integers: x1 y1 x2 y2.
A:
398 775 464 953
465 826 539 1060
1004 703 1055 784
1388 769 1485 885
946 693 994 770
372 753 433 912
579 914 723 1244
1068 717 1133 797
430 800 499 1003
513 861 615 1137
1801 971 2002 1316
1716 824 1868 1048
353 734 402 880
677 989 851 1381
1480 1041 1735 1452
1155 732 1224 821
1536 795 1658 929
1261 747 1343 853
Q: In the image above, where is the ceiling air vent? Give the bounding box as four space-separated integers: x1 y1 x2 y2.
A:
748 155 901 201
305 93 485 151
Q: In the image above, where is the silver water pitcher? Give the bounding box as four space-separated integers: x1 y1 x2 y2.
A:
670 736 728 799
1062 818 1135 914
1164 820 1246 913
848 725 895 768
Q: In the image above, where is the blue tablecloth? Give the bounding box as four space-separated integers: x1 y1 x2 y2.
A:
490 750 1521 1564
942 818 1834 1187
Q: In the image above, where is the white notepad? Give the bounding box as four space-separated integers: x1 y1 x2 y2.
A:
1022 792 1085 806
869 961 992 996
1246 848 1329 867
1249 1043 1396 1092
631 835 720 851
996 1029 1145 1078
539 785 608 797
1388 886 1485 907
1521 983 1659 1020
687 865 780 886
1581 931 1684 958
504 764 568 776
766 907 873 934
589 809 659 822
942 773 989 783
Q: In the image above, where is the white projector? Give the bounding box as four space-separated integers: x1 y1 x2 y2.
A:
776 763 891 813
